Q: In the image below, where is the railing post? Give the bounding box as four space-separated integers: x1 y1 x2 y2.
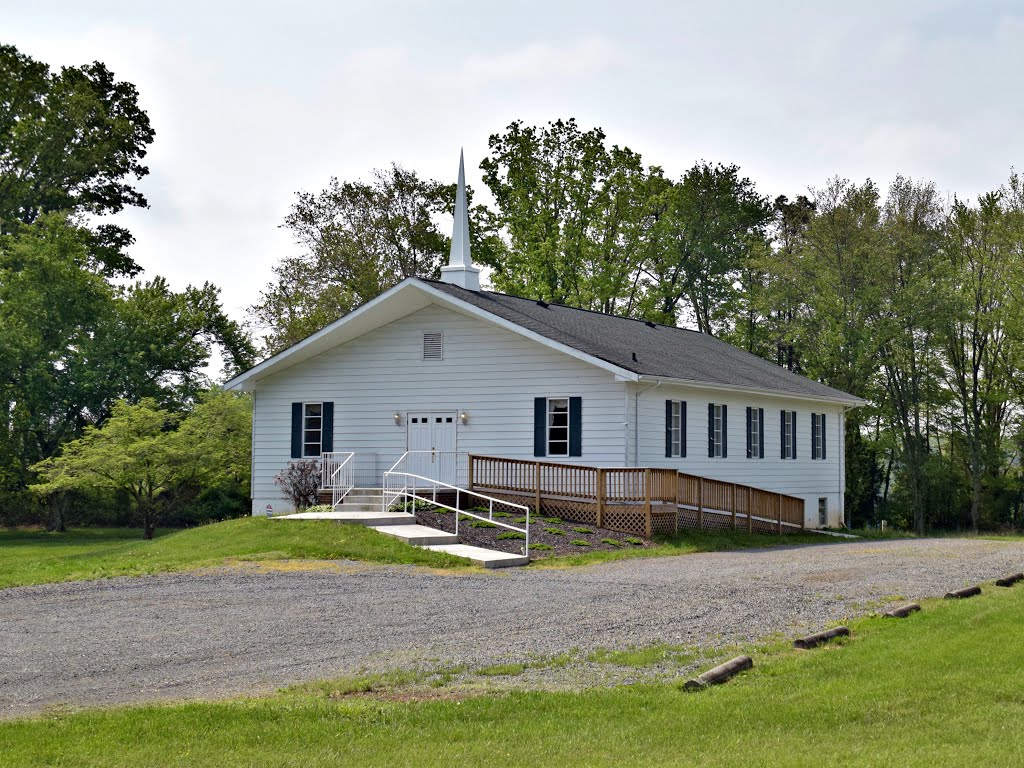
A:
535 461 542 516
747 487 753 534
697 477 704 531
467 454 475 493
596 468 605 529
731 483 737 530
644 468 652 538
674 472 680 535
777 494 783 535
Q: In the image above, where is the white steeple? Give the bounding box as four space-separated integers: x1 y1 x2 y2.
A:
439 149 481 291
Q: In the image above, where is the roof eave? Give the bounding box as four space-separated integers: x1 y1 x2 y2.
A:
635 375 867 407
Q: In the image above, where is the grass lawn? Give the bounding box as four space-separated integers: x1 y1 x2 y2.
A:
0 517 469 589
3 579 1024 765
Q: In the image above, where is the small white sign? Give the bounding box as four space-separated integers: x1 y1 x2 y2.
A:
265 504 273 516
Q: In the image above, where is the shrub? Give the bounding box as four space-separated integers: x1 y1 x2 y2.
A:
543 527 565 535
496 532 526 540
530 543 554 551
624 536 644 545
273 460 321 511
601 538 622 547
470 520 498 529
570 539 591 547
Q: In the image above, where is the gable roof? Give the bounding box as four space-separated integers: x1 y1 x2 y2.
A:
423 280 863 405
225 276 863 406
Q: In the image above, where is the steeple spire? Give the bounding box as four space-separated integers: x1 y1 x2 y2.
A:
439 149 481 291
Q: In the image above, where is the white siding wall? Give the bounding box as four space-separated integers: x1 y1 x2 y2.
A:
251 304 627 513
633 382 847 528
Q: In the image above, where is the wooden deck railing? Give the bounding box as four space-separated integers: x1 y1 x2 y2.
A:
468 455 806 538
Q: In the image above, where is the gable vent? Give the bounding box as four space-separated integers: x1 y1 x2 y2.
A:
423 331 443 360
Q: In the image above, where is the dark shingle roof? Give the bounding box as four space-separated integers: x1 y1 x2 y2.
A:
425 280 861 404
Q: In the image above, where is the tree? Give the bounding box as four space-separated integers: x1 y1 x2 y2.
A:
30 391 252 538
0 44 155 276
481 118 659 316
942 178 1023 532
645 162 772 331
872 177 949 533
0 215 111 490
250 165 498 354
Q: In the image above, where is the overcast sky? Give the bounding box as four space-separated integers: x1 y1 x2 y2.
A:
5 1 1023 335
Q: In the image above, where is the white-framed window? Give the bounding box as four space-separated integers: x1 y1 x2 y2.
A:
782 410 797 459
670 400 684 457
818 497 828 527
547 397 569 457
748 407 763 459
811 413 826 459
423 331 443 360
709 403 726 458
302 402 323 457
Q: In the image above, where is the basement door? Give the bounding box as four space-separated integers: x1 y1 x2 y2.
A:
406 413 457 485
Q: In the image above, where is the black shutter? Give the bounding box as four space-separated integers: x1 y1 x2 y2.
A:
321 402 334 453
721 404 728 458
708 403 715 457
746 407 752 459
758 409 765 459
791 411 798 459
821 414 827 460
290 402 303 459
680 401 687 458
568 397 583 457
534 398 546 457
780 409 786 459
665 400 673 458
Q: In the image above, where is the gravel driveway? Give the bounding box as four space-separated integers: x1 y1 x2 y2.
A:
2 537 1022 718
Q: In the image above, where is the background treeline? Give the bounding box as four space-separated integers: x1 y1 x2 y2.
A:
0 45 255 532
253 119 1024 534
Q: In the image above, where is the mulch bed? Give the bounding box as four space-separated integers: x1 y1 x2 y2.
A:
410 503 653 559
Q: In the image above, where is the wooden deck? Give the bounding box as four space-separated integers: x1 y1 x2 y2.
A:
468 455 806 538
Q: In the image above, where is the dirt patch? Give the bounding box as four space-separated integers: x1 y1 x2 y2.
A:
412 504 653 558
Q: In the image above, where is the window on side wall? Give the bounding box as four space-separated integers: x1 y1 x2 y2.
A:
811 413 827 460
707 403 727 458
547 398 569 457
302 403 323 457
665 400 687 458
780 410 797 459
746 406 764 459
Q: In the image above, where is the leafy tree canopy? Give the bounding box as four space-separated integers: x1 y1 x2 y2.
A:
0 44 155 276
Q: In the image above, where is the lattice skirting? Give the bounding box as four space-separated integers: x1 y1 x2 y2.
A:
476 488 803 538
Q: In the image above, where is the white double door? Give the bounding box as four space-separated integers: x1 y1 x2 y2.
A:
406 412 457 486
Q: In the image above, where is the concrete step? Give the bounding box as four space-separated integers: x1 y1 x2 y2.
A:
422 543 530 569
337 503 386 513
368 524 459 546
276 510 416 525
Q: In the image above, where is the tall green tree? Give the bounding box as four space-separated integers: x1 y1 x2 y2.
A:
645 162 771 331
0 44 155 276
943 177 1024 532
873 177 949 533
480 118 659 316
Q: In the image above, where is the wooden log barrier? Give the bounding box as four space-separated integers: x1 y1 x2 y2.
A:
882 603 921 619
683 655 753 690
793 626 850 649
945 585 982 599
996 573 1024 587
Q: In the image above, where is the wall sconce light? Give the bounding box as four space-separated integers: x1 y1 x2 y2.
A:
393 412 402 425
459 411 469 425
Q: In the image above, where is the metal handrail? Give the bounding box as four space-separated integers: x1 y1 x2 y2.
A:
321 451 355 509
383 469 530 558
